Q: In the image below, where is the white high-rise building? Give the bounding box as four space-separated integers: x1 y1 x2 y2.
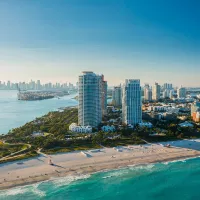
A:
78 71 103 127
163 83 173 90
152 82 161 100
144 84 152 101
101 75 107 115
36 80 41 90
177 87 186 98
163 89 170 98
169 90 174 99
112 86 122 106
122 79 142 126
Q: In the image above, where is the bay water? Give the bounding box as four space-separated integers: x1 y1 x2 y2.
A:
0 90 78 134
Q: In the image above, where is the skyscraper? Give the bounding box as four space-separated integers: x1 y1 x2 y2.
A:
36 80 41 90
163 83 173 90
122 79 142 126
78 71 102 127
7 81 11 89
152 82 161 100
101 75 107 116
112 86 122 107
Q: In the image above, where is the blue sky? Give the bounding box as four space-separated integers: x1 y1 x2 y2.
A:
0 0 199 86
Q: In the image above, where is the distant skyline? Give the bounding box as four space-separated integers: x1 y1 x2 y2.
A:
0 0 199 86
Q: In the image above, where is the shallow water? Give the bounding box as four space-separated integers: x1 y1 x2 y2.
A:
1 157 200 200
0 90 78 134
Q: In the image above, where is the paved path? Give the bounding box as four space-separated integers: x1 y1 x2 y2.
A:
0 143 31 161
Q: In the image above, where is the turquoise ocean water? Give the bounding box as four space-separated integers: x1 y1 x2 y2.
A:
0 90 78 134
1 157 200 200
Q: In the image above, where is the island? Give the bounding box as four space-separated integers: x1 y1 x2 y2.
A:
17 90 69 101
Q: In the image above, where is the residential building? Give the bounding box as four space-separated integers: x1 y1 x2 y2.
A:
152 82 161 100
101 75 107 115
191 102 200 116
191 102 200 122
36 80 41 90
122 79 142 126
179 121 194 128
163 83 173 90
112 86 122 106
163 89 170 98
177 87 186 98
101 125 115 132
169 90 174 99
32 131 44 137
69 123 92 133
138 122 153 128
144 84 152 101
192 112 200 122
78 71 102 127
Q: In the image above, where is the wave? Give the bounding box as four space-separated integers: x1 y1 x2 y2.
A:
0 184 46 198
129 164 155 171
0 187 29 197
101 164 156 180
102 169 129 179
50 174 91 187
31 182 46 197
0 174 90 198
163 156 200 165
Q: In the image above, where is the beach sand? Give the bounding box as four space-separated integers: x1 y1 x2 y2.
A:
1 139 200 190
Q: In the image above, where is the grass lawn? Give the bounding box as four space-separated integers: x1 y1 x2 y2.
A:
0 151 38 164
0 144 26 158
43 142 101 154
103 137 145 147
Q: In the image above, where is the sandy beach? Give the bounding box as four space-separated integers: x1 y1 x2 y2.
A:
1 139 200 190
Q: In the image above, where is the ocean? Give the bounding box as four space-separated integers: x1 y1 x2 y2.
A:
1 157 200 200
0 90 78 134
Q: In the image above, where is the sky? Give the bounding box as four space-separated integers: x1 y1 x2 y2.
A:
0 0 199 86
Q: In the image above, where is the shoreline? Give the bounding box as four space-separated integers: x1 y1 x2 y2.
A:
1 139 200 190
2 154 200 191
0 91 78 135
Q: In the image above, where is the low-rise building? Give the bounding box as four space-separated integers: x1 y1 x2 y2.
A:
138 122 153 128
179 121 194 128
69 123 92 133
32 131 44 137
101 125 115 132
192 112 200 122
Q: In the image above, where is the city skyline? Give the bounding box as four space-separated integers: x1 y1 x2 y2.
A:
0 0 200 86
0 79 77 90
0 79 197 89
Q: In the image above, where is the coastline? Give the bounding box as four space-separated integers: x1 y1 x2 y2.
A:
1 139 200 190
0 91 78 135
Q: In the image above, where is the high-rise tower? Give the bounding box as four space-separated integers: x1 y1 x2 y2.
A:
112 86 122 107
78 71 103 127
122 79 142 126
152 82 161 100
